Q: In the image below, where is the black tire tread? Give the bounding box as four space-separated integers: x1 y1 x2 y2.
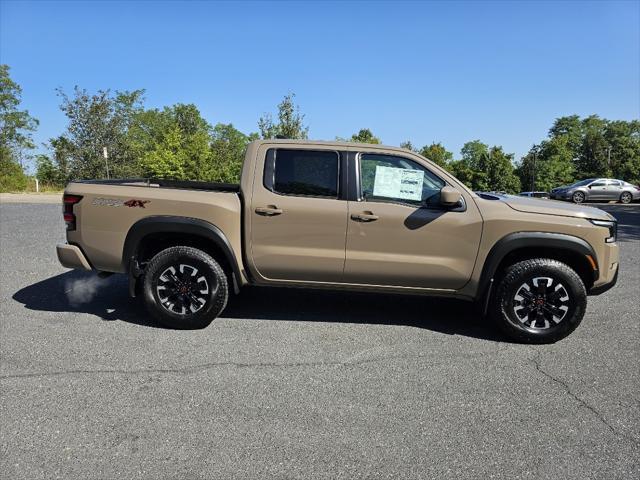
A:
491 258 587 344
143 246 228 329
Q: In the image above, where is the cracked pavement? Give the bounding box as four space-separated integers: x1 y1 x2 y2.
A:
1 202 638 479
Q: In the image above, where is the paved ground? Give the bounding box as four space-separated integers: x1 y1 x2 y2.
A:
0 202 638 480
0 193 62 204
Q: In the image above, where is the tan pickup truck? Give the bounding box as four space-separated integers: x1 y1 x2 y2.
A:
57 140 619 343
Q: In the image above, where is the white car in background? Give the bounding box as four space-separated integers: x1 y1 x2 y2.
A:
519 191 550 199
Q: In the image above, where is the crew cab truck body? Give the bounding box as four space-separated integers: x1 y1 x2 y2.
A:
58 140 619 343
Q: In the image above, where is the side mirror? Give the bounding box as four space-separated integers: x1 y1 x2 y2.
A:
440 186 462 207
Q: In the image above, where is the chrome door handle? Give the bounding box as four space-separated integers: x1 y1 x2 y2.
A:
255 206 283 216
350 212 379 222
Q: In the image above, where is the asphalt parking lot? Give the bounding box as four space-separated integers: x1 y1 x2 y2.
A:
1 202 638 479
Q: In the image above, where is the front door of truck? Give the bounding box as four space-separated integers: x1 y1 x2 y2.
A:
249 147 348 283
344 153 483 290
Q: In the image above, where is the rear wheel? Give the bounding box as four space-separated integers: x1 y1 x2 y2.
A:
490 258 587 343
572 191 585 204
143 246 228 329
620 192 632 204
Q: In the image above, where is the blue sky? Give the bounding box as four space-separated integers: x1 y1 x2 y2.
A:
1 0 638 166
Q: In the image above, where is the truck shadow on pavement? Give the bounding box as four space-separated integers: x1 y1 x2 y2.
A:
12 270 505 342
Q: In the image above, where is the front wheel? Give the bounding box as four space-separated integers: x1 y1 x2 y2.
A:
490 259 587 343
143 246 228 329
572 191 585 203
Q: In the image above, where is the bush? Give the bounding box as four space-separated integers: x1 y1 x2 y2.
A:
0 150 28 192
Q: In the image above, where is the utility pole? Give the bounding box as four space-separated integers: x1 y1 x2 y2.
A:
103 146 110 179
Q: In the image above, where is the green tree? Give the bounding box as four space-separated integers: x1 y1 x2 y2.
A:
450 141 519 193
258 93 308 140
451 140 490 190
480 146 521 193
549 115 583 156
127 104 214 181
419 142 453 168
517 138 574 192
209 123 259 183
544 115 639 183
604 120 640 183
349 128 381 144
0 146 28 191
136 104 212 180
399 140 416 151
0 65 38 190
35 154 66 187
140 125 190 179
50 87 145 181
577 115 610 178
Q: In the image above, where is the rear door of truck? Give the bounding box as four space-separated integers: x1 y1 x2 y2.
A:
248 145 348 283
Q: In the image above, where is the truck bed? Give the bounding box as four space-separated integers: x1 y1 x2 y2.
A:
64 178 243 275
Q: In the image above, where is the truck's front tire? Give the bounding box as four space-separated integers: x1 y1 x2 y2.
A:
490 258 587 343
142 246 228 329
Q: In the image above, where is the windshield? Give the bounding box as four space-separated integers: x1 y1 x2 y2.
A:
570 178 595 187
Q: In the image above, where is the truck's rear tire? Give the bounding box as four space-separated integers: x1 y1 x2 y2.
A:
490 258 587 343
142 246 228 329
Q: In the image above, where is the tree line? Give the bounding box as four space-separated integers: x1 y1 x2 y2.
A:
2 64 639 193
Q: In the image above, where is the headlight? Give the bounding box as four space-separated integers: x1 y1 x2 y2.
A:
590 219 617 243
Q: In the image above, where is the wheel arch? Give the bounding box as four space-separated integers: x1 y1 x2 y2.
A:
122 216 242 295
478 232 598 315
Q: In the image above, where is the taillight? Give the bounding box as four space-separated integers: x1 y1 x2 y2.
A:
63 194 82 231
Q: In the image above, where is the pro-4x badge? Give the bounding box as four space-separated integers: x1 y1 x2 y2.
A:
123 199 150 208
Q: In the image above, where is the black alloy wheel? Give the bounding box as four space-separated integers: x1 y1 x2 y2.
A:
143 246 228 329
491 258 587 343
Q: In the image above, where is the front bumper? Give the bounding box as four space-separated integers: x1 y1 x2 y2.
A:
589 265 618 295
588 242 619 295
550 191 571 200
57 243 92 270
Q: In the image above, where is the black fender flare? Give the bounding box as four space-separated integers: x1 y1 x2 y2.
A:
478 232 598 315
122 216 242 294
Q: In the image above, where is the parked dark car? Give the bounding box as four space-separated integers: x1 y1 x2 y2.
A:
550 178 640 204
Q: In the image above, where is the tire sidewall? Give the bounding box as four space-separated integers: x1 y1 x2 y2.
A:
494 260 587 343
572 191 585 203
620 192 632 204
143 247 228 329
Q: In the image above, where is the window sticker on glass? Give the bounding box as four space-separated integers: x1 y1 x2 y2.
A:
372 166 424 201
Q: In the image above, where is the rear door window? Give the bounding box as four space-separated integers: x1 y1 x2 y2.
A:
265 149 339 198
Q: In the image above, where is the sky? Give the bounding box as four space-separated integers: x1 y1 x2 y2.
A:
1 0 639 167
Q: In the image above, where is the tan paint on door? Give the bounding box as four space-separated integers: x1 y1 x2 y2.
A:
344 200 483 289
248 145 349 286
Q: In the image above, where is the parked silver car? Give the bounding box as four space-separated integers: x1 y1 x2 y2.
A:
550 178 640 204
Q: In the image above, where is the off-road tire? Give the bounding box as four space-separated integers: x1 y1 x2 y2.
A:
490 258 587 344
143 246 228 329
572 191 585 204
620 192 633 204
